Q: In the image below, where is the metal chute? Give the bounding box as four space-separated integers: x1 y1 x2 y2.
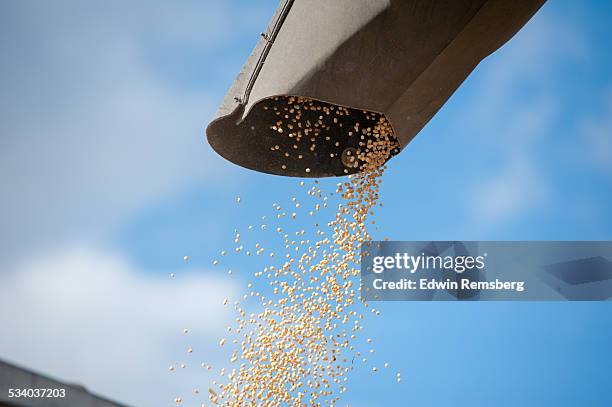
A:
206 0 546 177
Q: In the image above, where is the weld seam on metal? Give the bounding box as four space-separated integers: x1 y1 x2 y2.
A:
241 0 295 106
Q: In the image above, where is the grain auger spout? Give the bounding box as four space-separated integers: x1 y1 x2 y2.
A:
206 0 546 178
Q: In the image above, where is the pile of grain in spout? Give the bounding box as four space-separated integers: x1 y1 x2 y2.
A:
259 97 400 177
209 97 399 406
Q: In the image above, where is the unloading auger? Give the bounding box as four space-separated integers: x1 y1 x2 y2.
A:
206 0 546 177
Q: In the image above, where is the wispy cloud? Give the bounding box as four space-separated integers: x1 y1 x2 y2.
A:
0 246 238 406
0 2 272 404
472 156 547 225
0 0 271 262
464 8 588 228
581 88 612 174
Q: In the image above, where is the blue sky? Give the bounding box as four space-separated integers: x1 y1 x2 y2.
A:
1 1 611 406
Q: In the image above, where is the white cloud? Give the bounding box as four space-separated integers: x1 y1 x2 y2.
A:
0 0 271 261
472 156 547 225
464 9 586 228
581 90 612 174
0 2 273 405
0 247 239 406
